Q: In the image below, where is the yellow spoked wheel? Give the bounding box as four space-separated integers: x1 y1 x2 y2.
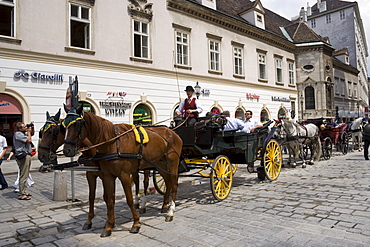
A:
153 170 166 195
263 139 282 181
210 155 233 201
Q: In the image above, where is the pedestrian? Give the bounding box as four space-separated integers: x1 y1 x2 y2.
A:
13 122 33 200
241 110 263 133
176 85 203 126
7 147 35 192
362 122 370 160
222 110 244 131
0 133 9 190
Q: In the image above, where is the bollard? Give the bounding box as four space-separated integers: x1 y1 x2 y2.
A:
53 170 67 201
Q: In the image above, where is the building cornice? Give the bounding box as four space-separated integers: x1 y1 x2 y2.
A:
0 47 297 94
167 0 296 53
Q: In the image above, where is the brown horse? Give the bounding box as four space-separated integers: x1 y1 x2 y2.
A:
62 105 182 237
38 110 151 230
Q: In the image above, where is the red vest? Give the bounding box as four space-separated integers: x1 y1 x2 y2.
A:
184 98 198 118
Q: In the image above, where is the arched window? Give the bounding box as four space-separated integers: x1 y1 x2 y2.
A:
133 104 152 125
277 108 286 119
78 101 96 114
305 86 315 110
235 108 245 120
260 109 269 122
211 107 221 115
326 81 332 110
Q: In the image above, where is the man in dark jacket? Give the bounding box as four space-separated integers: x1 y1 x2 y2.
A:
362 123 370 160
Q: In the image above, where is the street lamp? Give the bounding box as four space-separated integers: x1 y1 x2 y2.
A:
300 94 304 120
194 81 201 99
357 102 360 118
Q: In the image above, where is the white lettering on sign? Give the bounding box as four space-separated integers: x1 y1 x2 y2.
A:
14 70 63 84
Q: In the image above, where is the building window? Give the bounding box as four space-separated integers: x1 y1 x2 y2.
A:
260 109 269 122
209 40 221 71
311 19 316 28
305 86 315 110
70 3 91 49
340 10 345 20
133 19 149 58
257 14 262 22
176 31 189 66
326 14 331 24
133 104 152 125
340 79 345 95
353 83 357 98
288 62 295 85
0 0 15 37
258 53 266 80
233 47 243 75
348 81 352 97
235 108 245 120
275 58 283 83
326 84 332 110
334 77 340 95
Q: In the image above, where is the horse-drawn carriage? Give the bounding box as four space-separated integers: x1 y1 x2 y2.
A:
303 118 349 160
37 107 282 236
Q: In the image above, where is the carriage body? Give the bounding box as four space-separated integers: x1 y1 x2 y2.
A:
167 117 282 200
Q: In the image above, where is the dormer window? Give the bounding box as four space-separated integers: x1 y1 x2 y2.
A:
257 14 262 22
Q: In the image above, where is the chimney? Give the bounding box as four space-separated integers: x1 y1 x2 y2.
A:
307 2 311 16
319 0 327 13
299 7 307 22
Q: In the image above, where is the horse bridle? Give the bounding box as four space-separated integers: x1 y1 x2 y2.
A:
38 119 64 156
62 111 85 149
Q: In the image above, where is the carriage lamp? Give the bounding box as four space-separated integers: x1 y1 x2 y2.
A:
194 81 201 99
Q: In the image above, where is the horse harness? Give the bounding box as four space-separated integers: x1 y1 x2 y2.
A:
281 122 309 144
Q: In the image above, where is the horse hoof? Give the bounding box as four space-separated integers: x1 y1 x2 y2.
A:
139 208 146 214
165 216 173 222
100 230 112 238
302 165 306 168
292 164 296 168
161 208 168 213
129 226 140 234
82 223 92 230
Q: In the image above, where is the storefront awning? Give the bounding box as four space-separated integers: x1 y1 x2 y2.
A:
0 94 22 114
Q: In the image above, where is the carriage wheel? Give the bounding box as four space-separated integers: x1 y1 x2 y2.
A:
210 155 233 201
262 139 282 181
153 170 166 195
340 132 349 155
322 137 332 160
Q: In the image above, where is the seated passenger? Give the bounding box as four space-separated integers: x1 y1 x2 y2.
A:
222 110 244 131
241 110 263 133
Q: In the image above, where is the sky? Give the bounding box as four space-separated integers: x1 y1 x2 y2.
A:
261 0 370 75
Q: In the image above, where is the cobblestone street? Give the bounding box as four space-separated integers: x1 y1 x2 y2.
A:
1 150 370 246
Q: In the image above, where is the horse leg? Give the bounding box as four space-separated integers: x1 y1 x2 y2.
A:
83 171 97 230
132 171 140 209
164 154 179 222
120 172 141 234
139 170 149 214
100 174 116 238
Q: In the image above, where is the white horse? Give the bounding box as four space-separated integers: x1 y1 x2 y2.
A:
350 117 363 151
276 119 322 168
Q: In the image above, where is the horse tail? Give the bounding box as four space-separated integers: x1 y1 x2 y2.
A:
314 136 322 161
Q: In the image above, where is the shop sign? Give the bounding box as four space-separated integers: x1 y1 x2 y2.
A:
99 92 132 117
246 93 260 102
14 70 63 84
201 89 210 97
271 96 290 102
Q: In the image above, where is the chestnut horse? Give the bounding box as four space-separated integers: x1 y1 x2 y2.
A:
62 105 182 237
38 110 151 230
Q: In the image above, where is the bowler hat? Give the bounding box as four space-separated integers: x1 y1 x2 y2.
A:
184 86 195 92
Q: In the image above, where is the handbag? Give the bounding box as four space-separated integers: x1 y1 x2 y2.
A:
15 151 28 160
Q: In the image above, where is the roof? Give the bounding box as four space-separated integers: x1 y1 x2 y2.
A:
310 0 354 16
283 22 327 43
